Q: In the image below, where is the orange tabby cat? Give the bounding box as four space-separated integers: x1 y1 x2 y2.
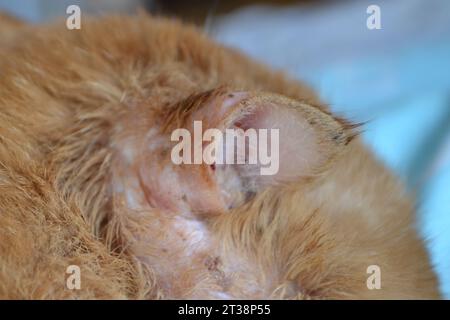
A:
0 13 440 299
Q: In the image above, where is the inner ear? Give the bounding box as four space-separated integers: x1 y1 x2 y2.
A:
216 93 353 178
190 91 356 210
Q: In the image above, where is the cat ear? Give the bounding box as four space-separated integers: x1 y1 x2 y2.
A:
185 91 356 210
138 90 356 214
202 92 354 178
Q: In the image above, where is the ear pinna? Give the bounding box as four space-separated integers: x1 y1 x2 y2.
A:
142 90 355 214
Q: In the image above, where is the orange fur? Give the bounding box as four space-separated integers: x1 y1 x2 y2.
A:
0 13 439 299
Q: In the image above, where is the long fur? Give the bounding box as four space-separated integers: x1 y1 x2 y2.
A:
0 13 440 299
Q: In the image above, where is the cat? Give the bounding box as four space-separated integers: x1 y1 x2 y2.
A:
0 12 440 299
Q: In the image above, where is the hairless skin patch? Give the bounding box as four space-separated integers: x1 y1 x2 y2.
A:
170 120 280 176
